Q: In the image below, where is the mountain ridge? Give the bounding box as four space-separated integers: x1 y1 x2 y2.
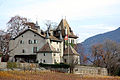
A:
81 27 120 54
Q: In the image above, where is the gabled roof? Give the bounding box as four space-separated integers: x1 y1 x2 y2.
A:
37 42 60 53
64 45 79 56
12 28 45 40
11 28 61 42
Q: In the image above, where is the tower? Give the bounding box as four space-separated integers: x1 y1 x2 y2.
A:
35 21 41 34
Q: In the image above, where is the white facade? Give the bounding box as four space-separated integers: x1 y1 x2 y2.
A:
37 52 60 64
63 55 80 64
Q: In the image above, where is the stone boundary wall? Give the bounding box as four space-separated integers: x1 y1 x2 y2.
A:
74 65 108 76
0 62 38 69
0 62 108 76
0 62 7 69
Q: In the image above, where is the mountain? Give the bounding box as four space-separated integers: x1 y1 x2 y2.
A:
81 27 120 54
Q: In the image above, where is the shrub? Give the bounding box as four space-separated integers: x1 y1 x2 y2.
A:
39 63 70 68
7 62 17 69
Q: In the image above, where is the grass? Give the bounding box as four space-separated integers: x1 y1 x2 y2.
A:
0 71 120 80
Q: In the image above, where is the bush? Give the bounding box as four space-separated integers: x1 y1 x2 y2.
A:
0 54 2 57
7 62 17 69
39 63 70 68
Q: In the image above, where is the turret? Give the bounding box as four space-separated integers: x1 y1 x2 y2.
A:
35 21 41 34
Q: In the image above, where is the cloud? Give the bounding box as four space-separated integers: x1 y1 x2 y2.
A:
1 0 120 42
11 0 120 21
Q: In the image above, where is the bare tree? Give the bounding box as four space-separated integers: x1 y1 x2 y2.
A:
89 40 120 75
0 32 11 61
44 20 57 30
7 15 29 38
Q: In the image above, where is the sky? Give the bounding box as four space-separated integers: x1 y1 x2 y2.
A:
0 0 120 42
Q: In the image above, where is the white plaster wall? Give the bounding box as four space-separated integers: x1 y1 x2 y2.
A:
52 53 61 63
37 52 61 64
63 55 80 64
51 41 64 63
37 53 53 64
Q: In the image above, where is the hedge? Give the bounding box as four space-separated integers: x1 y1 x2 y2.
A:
39 63 70 68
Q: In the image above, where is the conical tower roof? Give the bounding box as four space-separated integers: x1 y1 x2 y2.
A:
56 19 78 38
64 45 79 56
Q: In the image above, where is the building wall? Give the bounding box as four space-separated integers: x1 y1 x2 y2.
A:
9 31 46 57
37 52 60 64
52 53 61 63
63 55 80 64
37 53 53 64
73 65 108 76
68 38 77 44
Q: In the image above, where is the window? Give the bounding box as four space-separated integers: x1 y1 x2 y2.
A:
21 35 23 37
28 40 32 44
54 54 56 56
34 40 37 44
64 59 67 63
43 60 45 63
43 53 46 56
71 40 74 44
33 47 37 53
20 40 24 44
34 34 36 37
22 49 25 53
54 59 56 63
40 59 42 61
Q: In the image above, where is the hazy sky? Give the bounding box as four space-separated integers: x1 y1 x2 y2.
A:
0 0 120 42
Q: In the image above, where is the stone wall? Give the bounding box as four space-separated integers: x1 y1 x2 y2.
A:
0 62 38 70
0 57 1 62
73 65 108 76
0 62 7 69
